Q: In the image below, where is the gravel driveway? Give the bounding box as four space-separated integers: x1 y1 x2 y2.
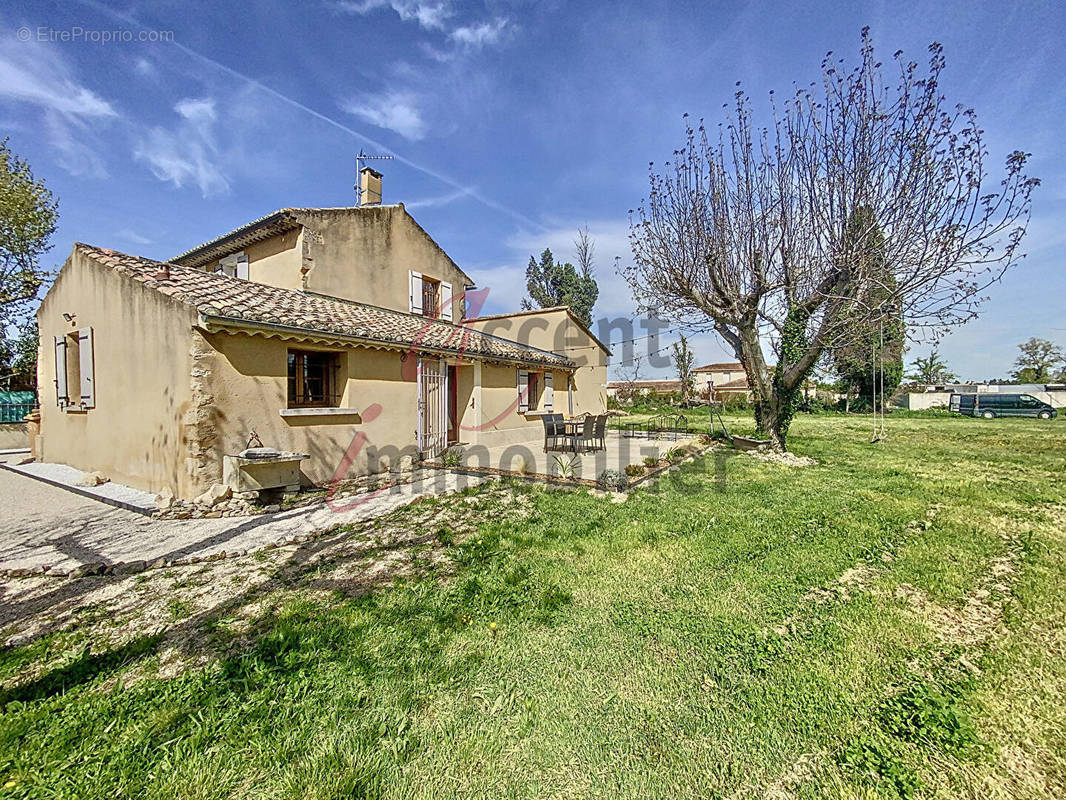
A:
0 452 486 574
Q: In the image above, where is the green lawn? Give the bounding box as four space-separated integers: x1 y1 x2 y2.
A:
1 414 1064 799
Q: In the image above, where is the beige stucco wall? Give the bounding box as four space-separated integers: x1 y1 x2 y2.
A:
201 333 420 488
464 363 568 448
466 308 608 422
189 207 472 321
37 248 200 496
197 228 304 290
0 422 27 450
299 207 471 320
245 228 303 290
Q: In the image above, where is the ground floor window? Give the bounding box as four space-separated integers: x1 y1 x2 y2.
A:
287 350 341 407
528 371 542 410
518 368 553 412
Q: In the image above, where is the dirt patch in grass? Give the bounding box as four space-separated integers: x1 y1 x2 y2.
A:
894 523 1023 650
0 484 536 690
801 562 880 607
762 751 827 800
747 450 818 467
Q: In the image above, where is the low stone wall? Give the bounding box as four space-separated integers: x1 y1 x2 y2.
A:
900 392 952 410
0 422 28 451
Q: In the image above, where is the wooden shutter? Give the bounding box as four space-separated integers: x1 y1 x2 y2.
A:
54 335 68 407
440 281 452 321
409 271 423 314
236 252 249 280
543 371 553 411
517 368 529 412
78 327 95 408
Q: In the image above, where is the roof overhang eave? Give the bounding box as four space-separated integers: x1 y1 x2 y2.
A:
197 314 574 370
170 211 300 267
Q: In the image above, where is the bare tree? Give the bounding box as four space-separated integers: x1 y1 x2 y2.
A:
616 355 644 406
625 30 1038 450
672 334 694 404
575 225 595 276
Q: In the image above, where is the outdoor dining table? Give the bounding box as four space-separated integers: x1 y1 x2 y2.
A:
559 418 585 435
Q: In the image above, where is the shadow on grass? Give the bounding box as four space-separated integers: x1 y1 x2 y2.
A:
0 633 163 705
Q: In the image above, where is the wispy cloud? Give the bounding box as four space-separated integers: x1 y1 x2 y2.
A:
67 0 544 229
174 97 217 124
42 110 108 178
0 37 117 178
404 187 471 210
134 96 229 196
340 90 427 140
115 228 154 245
449 18 510 49
0 38 117 118
134 57 157 78
333 0 453 31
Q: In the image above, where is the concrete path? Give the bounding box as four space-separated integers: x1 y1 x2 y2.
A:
0 451 486 574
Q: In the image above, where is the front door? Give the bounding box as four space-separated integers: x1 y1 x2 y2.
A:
417 358 447 457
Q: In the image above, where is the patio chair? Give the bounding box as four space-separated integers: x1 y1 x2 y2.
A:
594 414 608 451
541 414 563 451
568 415 598 452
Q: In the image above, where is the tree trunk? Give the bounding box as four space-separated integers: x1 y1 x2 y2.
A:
723 321 790 451
753 395 789 451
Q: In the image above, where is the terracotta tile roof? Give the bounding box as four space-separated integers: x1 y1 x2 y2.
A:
607 379 683 391
713 378 750 391
693 361 744 372
76 244 572 369
465 306 612 355
169 209 303 268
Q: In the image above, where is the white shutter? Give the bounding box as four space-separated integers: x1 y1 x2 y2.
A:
543 371 553 411
409 271 423 314
440 281 452 321
78 327 95 409
518 369 529 412
54 335 69 407
236 252 249 280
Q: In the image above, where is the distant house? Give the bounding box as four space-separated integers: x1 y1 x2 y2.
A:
605 379 682 399
692 362 753 402
36 171 609 499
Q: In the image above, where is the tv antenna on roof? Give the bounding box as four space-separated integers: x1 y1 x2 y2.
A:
355 149 394 205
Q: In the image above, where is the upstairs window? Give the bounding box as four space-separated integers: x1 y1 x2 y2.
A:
287 350 341 407
421 277 440 318
217 251 249 279
409 271 453 321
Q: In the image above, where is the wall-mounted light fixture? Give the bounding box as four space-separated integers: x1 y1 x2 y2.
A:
62 312 77 324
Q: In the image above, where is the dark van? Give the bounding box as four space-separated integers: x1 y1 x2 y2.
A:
950 393 1057 419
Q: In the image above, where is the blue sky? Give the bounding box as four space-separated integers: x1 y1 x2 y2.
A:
2 0 1064 380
